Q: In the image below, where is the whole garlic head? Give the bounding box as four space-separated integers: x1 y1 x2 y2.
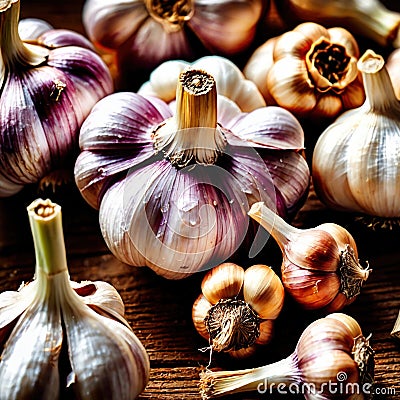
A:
244 22 365 119
0 199 149 399
313 49 400 221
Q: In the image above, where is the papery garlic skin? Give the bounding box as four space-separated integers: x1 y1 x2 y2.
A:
313 49 400 219
244 22 365 119
0 199 149 399
280 0 400 48
0 1 113 197
138 56 266 112
82 0 267 88
75 68 310 279
192 262 284 358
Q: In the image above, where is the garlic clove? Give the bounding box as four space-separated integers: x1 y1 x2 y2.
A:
0 276 63 399
243 37 278 105
318 223 358 256
297 313 358 358
267 56 317 115
0 282 37 338
243 264 284 320
300 350 360 396
282 263 340 310
255 319 274 345
192 294 212 341
201 263 244 305
327 312 362 339
18 18 53 40
286 229 340 272
138 59 190 102
63 301 149 399
227 106 305 150
99 159 250 279
138 55 266 112
229 345 257 359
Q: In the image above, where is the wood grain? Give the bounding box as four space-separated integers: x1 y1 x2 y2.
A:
1 0 399 399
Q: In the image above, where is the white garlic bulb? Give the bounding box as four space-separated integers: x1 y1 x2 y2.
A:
0 199 149 399
312 49 400 221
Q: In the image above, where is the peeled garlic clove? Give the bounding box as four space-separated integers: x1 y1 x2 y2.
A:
201 263 244 305
243 264 284 320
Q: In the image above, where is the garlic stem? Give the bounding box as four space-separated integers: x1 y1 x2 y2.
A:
0 0 48 84
27 198 68 276
357 49 400 112
248 202 300 251
152 68 226 166
176 69 217 130
200 354 299 399
391 309 400 339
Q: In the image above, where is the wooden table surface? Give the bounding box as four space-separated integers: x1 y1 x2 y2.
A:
1 0 399 399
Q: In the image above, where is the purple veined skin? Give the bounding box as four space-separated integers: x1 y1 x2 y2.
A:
74 73 310 279
0 0 113 197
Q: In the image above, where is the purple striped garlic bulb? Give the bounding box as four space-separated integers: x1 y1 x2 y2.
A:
74 68 310 279
0 0 113 197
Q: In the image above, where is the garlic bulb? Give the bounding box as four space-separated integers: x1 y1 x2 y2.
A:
0 198 149 399
75 68 310 279
138 56 266 112
0 0 113 197
82 0 268 89
248 202 370 311
244 22 365 119
200 313 374 399
192 262 284 358
279 0 400 48
313 49 400 221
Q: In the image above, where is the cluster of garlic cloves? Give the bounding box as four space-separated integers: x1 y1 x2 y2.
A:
248 202 370 311
244 22 365 119
192 262 284 358
0 199 149 399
